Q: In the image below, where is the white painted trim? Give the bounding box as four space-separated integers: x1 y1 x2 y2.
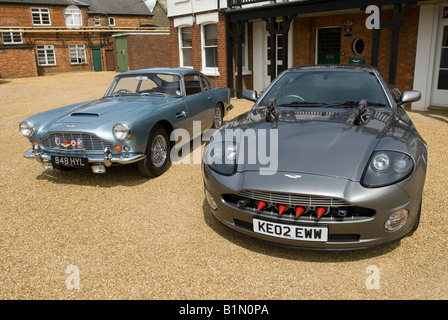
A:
196 12 219 25
173 16 194 28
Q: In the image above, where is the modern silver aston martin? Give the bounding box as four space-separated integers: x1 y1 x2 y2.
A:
19 68 232 177
202 65 427 250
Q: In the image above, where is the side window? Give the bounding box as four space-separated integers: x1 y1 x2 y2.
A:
184 74 202 96
200 75 213 91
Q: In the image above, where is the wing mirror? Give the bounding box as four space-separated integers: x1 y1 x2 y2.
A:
242 90 258 102
398 90 421 105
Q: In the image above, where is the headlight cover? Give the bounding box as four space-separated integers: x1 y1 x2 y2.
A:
362 151 414 188
203 140 238 176
19 121 35 138
113 122 131 141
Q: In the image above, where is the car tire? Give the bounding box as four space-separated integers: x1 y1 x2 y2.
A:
138 125 171 178
212 104 223 129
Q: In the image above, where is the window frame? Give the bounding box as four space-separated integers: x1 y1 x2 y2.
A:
94 17 101 26
108 17 116 27
201 23 219 76
1 28 23 45
68 44 87 65
178 26 193 68
65 7 83 27
36 45 56 66
31 8 51 26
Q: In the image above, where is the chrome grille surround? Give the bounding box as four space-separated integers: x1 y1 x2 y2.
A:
236 190 351 207
41 132 113 152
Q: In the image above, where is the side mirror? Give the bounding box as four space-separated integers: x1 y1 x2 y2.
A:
242 90 258 102
398 90 421 105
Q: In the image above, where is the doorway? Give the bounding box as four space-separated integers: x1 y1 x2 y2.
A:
91 47 102 72
317 27 342 64
431 6 448 106
115 36 129 72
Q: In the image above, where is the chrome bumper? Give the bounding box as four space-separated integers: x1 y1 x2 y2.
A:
24 145 145 173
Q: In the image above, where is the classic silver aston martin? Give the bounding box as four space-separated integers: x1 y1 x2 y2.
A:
202 65 427 250
20 68 232 177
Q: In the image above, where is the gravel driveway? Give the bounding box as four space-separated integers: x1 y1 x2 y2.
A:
1 71 447 300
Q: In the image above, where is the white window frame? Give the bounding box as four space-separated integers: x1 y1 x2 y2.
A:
178 26 193 68
201 23 219 76
36 45 56 66
31 8 51 26
1 28 23 44
69 44 86 65
94 17 101 26
235 24 251 76
108 17 116 27
65 7 83 27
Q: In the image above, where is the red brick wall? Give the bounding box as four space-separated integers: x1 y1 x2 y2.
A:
127 34 171 70
292 7 419 92
0 46 37 78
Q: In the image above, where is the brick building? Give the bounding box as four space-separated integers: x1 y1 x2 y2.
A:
0 0 170 78
167 0 448 110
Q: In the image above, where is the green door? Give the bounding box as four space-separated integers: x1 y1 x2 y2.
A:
115 36 129 72
317 27 341 64
91 47 102 72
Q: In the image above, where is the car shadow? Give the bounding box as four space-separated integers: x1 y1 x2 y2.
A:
202 200 400 262
35 164 150 187
410 110 448 125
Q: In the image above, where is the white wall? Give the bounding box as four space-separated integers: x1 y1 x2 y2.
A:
167 0 227 17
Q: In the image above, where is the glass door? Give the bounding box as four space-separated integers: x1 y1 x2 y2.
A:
431 6 448 106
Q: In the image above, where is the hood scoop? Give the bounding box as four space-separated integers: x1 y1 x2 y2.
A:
71 112 100 117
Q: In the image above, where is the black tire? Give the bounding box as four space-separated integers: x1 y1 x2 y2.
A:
138 125 171 178
212 104 223 129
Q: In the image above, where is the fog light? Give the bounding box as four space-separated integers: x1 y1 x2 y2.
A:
205 189 217 210
91 164 106 174
42 162 53 170
385 209 409 231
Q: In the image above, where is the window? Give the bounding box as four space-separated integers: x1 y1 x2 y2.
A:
94 17 101 26
31 8 51 26
65 7 83 27
179 27 193 68
108 17 116 27
202 23 218 74
69 44 86 64
36 45 56 66
2 28 23 44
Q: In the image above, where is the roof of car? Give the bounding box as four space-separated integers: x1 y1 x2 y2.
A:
287 64 379 73
118 68 203 77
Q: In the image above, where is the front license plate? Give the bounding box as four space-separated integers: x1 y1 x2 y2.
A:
253 219 328 242
51 156 89 168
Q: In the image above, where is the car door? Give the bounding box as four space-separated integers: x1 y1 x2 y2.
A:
183 73 213 135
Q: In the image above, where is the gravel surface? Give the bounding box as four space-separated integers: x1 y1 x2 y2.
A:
0 71 447 300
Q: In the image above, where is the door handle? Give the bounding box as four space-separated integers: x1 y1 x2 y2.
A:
176 111 187 119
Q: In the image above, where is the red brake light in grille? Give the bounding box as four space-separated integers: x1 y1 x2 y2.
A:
317 207 326 218
257 201 268 211
295 206 306 217
278 204 287 215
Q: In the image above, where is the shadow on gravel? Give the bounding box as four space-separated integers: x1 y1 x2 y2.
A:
202 200 400 262
35 164 150 187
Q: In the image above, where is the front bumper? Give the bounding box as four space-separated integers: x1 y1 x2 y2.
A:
24 145 145 173
202 165 422 250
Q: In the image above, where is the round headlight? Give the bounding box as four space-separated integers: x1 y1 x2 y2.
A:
393 155 412 173
113 122 131 141
19 121 35 138
372 153 390 172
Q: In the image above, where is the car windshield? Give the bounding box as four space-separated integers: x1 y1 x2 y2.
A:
260 70 389 108
105 73 182 98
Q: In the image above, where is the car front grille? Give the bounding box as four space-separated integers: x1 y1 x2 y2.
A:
224 190 375 221
41 132 113 152
236 190 350 207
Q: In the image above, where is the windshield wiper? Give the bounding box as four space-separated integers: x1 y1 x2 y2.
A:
324 100 386 108
278 101 328 108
